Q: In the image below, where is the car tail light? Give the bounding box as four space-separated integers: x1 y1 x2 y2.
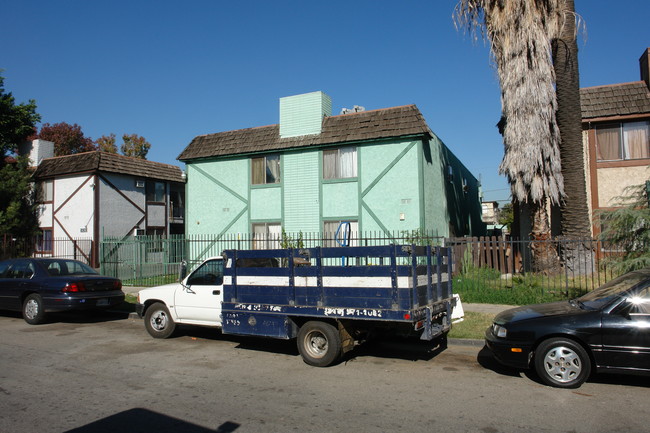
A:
113 280 122 290
63 282 86 292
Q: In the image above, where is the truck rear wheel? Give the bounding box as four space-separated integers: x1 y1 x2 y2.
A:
297 321 342 367
144 302 176 339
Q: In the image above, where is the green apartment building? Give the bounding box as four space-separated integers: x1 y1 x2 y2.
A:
178 91 484 246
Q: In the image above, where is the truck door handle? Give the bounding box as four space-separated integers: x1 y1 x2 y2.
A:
213 290 221 295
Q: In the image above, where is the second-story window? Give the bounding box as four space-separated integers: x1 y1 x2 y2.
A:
252 155 281 185
146 181 165 202
39 180 53 202
596 121 649 161
323 146 357 179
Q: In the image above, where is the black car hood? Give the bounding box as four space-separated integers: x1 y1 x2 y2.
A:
495 301 581 324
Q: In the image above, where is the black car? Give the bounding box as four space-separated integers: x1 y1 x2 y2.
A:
485 268 650 388
0 258 125 324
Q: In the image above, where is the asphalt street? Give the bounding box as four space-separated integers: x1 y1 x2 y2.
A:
1 310 649 433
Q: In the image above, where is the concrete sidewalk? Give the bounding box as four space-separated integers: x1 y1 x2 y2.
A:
463 303 516 315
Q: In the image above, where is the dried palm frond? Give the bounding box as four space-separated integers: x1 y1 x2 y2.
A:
454 0 566 206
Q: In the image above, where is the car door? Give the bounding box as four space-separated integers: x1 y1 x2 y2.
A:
174 259 224 325
600 283 650 371
0 260 16 309
0 260 38 311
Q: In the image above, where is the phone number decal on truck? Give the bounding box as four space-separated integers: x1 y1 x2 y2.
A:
323 307 383 318
233 303 283 312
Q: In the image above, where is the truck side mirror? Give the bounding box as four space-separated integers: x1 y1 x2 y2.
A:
178 260 187 282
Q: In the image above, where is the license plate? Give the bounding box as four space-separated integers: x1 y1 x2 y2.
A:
97 299 109 306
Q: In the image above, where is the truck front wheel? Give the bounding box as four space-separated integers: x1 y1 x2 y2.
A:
144 302 176 339
297 321 342 367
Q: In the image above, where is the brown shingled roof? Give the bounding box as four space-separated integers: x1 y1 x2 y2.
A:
581 81 650 120
178 104 431 161
33 151 185 183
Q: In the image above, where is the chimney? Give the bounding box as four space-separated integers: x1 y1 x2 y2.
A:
641 47 650 90
18 139 55 167
279 91 332 138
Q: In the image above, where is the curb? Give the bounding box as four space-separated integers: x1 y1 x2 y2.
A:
448 338 484 347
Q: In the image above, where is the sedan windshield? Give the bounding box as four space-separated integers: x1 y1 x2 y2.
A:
577 269 650 310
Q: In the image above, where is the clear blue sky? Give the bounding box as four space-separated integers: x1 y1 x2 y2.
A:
2 0 649 203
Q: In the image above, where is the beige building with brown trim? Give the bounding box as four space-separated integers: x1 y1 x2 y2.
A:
581 47 650 236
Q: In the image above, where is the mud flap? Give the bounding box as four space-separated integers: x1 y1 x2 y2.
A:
451 294 465 323
338 321 355 353
420 307 447 341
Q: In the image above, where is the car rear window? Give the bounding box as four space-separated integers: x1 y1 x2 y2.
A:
44 260 97 276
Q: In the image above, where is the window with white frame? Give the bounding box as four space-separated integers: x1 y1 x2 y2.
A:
596 121 650 161
323 146 357 179
251 155 281 185
252 223 282 249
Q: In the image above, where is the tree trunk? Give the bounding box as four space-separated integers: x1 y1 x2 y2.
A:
552 0 591 239
529 201 560 274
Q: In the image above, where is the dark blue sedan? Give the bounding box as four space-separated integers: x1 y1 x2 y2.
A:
0 258 125 324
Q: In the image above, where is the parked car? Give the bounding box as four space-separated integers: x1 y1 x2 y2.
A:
0 258 124 324
485 267 650 388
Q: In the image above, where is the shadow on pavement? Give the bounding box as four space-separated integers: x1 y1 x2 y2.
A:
476 345 524 378
64 408 240 433
172 327 449 364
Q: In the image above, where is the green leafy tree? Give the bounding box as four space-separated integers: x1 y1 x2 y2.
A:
0 74 40 155
37 122 96 156
121 133 151 159
0 156 39 237
497 203 514 231
96 133 118 153
599 184 650 273
0 74 41 238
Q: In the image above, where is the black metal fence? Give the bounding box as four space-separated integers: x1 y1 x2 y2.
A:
3 231 628 300
1 235 94 265
98 232 628 295
446 236 624 303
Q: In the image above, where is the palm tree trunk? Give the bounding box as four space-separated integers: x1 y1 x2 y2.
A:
552 0 590 239
552 0 594 274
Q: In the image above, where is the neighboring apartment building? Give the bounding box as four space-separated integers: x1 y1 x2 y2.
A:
29 141 185 266
178 91 484 249
581 47 650 236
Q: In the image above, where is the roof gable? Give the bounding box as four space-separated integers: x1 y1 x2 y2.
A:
33 151 185 183
178 105 431 161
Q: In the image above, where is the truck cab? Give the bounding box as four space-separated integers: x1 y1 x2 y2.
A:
136 257 224 337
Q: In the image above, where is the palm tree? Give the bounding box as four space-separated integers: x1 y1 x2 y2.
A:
553 0 588 238
455 0 565 270
552 0 593 273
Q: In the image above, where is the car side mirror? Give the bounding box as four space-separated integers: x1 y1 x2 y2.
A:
178 260 187 282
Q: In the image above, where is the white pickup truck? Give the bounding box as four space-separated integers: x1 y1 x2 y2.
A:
136 257 225 338
136 245 463 367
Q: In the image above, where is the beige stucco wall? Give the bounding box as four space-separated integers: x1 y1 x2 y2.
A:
597 165 650 207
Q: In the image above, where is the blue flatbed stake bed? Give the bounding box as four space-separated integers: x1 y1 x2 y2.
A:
137 244 462 367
